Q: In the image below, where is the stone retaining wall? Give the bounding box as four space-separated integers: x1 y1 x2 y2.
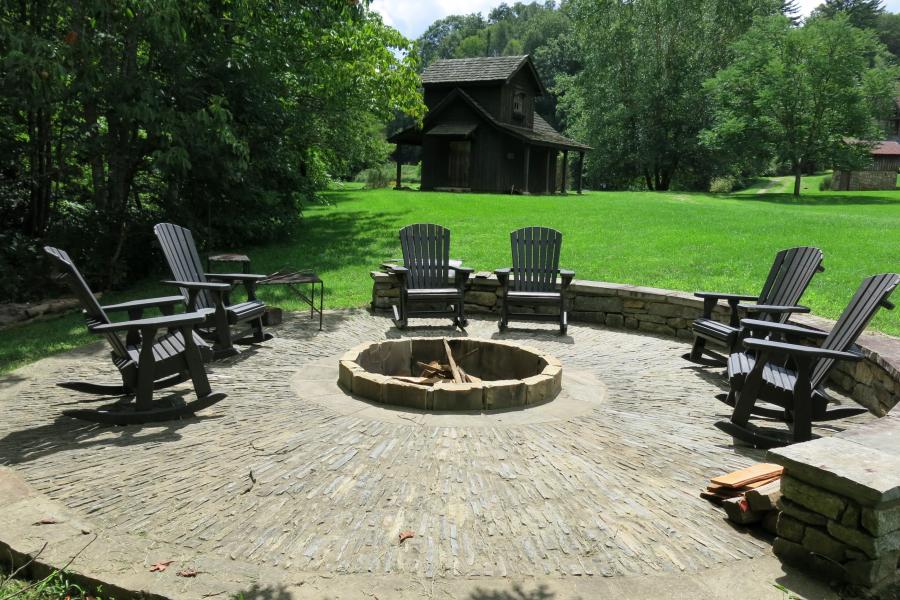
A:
769 416 900 589
370 271 900 415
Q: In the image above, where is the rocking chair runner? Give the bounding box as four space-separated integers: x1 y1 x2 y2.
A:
44 247 225 425
716 273 899 449
154 223 271 358
389 223 473 328
495 227 574 334
688 246 824 364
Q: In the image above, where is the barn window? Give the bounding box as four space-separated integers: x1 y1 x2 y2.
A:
512 92 526 120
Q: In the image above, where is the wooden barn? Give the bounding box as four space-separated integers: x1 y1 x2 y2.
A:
389 55 590 194
832 140 900 191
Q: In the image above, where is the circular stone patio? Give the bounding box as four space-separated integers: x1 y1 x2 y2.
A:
0 311 872 598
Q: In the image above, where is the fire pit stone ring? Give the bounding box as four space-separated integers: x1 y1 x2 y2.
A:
338 338 563 411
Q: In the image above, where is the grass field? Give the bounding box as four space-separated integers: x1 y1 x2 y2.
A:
2 178 898 374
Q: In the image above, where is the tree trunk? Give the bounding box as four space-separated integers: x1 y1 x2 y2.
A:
793 161 802 197
644 170 654 191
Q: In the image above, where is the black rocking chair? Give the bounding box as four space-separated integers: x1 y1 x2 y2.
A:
44 246 226 425
496 226 574 335
154 223 271 358
688 246 824 365
389 223 473 329
716 273 899 448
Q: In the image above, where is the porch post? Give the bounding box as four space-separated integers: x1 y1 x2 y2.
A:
522 145 530 194
395 145 402 190
545 150 551 195
561 150 569 194
576 151 584 194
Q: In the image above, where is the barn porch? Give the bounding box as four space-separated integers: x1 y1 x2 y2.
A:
389 125 587 195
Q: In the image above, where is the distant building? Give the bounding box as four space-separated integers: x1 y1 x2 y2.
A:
389 55 590 194
832 140 900 191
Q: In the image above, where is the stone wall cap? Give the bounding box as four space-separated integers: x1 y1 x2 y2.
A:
768 433 900 506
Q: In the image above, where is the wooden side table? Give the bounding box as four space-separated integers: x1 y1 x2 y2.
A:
207 253 251 273
258 270 324 331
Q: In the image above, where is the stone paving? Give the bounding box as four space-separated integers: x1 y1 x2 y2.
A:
0 310 874 593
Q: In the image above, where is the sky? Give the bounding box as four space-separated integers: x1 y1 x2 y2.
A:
371 0 900 40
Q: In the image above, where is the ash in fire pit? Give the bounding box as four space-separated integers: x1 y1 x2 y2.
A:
338 338 562 411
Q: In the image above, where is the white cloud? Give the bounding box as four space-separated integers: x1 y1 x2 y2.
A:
372 0 900 41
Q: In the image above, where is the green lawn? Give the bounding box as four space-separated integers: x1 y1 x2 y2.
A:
2 179 898 374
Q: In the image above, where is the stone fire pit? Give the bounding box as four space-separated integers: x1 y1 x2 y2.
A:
338 337 562 411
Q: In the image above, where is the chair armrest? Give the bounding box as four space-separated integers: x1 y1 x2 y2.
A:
455 266 474 274
559 269 575 288
494 268 511 287
89 311 207 333
161 280 232 291
695 292 757 324
205 273 266 282
101 296 184 313
738 303 811 315
739 319 829 339
694 291 758 302
742 338 863 362
454 266 473 288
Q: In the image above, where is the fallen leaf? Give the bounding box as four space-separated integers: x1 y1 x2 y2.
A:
33 518 58 525
150 560 175 572
399 530 415 544
177 568 200 578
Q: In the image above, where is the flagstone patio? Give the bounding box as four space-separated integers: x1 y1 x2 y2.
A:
0 311 871 598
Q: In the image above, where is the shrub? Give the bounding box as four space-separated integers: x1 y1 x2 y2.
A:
709 176 737 194
364 165 394 189
819 175 832 191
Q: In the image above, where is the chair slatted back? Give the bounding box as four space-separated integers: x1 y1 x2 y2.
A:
509 227 562 292
399 223 451 289
154 223 212 310
811 273 899 389
757 246 824 323
43 246 129 359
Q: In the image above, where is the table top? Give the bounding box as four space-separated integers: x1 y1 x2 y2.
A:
258 270 322 285
209 253 250 263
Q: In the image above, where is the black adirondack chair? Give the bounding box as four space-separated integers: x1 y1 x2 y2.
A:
688 246 824 364
389 223 473 329
495 227 574 335
716 273 899 448
44 247 225 425
154 223 271 358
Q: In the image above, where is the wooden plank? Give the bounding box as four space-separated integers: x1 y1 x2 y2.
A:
443 338 463 384
745 479 782 512
709 463 783 489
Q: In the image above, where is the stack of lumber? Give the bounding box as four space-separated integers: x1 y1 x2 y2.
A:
702 463 783 529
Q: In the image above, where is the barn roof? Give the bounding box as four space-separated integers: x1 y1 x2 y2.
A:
389 87 590 151
871 140 900 156
421 55 547 95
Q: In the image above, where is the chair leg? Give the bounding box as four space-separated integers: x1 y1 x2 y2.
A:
790 360 813 444
182 327 213 399
689 337 707 362
456 295 468 328
135 327 158 412
729 353 769 428
498 294 508 331
212 307 238 358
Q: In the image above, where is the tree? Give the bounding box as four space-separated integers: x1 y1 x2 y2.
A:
811 0 884 29
702 14 897 196
875 12 900 58
558 0 783 191
0 1 424 297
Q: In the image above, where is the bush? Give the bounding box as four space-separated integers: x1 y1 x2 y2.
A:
709 176 737 193
819 175 832 191
364 165 394 189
